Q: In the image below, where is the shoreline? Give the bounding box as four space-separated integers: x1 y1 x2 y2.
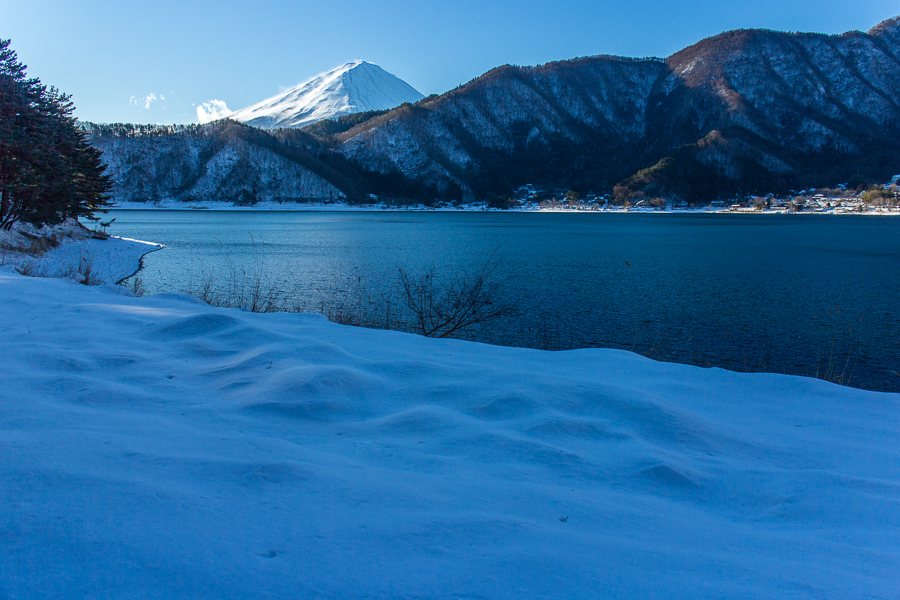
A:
108 200 900 216
0 221 164 285
114 238 164 284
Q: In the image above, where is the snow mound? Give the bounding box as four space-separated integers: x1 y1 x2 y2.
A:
228 61 424 129
1 273 898 598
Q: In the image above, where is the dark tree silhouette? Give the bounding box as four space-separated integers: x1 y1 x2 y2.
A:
0 39 111 230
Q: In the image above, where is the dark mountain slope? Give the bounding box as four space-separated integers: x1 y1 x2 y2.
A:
86 121 341 204
85 120 448 205
333 16 900 201
90 17 900 205
335 57 671 198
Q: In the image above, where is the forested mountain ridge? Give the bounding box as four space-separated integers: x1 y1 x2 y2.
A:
334 16 900 201
336 57 672 199
89 16 900 205
86 121 346 204
83 120 446 204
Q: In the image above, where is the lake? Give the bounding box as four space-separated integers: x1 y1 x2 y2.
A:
106 210 900 392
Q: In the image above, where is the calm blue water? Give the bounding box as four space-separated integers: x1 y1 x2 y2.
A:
108 210 900 392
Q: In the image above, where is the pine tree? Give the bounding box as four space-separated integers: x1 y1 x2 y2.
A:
0 39 111 230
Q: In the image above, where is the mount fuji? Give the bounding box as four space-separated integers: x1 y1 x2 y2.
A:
227 61 424 129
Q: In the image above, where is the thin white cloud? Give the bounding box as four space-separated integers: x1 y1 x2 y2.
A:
196 99 231 123
129 93 158 110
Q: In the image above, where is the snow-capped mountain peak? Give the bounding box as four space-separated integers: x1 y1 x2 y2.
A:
227 61 424 129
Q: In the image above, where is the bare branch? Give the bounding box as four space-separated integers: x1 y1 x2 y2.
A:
397 252 518 338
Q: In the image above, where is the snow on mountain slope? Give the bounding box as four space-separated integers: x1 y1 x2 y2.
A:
89 124 346 204
2 270 899 598
228 61 424 129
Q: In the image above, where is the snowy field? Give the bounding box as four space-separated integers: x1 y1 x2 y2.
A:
1 236 898 599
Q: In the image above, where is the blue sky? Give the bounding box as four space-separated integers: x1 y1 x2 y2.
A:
2 0 896 124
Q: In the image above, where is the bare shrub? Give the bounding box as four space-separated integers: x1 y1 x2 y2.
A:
182 265 220 305
77 256 98 285
319 297 381 327
10 228 60 255
315 279 400 330
307 253 517 340
142 239 517 340
234 271 283 313
397 253 518 338
221 240 287 313
520 320 575 351
15 259 41 277
178 236 291 313
27 236 51 256
814 306 857 386
130 275 146 297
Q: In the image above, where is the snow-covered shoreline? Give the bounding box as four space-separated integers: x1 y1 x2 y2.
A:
1 230 898 598
108 200 900 216
0 221 163 285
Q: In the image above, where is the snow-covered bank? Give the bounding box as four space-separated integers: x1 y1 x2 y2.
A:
0 221 162 284
109 199 900 215
2 272 898 599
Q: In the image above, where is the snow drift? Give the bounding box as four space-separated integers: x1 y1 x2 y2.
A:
1 268 897 598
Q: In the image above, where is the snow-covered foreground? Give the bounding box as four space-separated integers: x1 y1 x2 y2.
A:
2 272 898 599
